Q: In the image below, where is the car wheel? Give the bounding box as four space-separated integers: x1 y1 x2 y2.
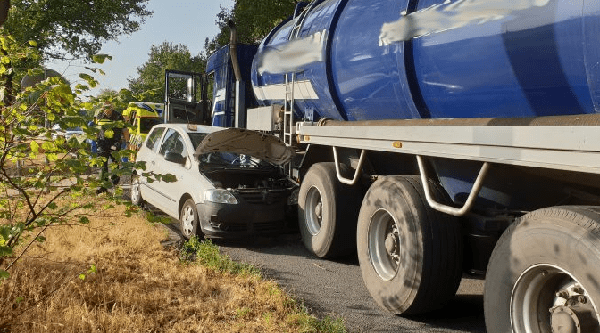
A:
484 206 600 333
130 174 143 206
357 175 463 315
180 199 201 240
297 162 362 258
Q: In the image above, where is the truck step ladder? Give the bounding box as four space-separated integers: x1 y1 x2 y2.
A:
284 72 296 147
283 73 297 177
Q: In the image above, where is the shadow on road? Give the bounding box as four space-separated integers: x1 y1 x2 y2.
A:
408 294 485 332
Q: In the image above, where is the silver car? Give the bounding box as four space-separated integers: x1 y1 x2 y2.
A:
131 123 296 239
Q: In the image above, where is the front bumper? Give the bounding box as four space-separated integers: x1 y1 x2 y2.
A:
196 199 287 238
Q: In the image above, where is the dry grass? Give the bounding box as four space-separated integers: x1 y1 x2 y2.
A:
0 198 344 332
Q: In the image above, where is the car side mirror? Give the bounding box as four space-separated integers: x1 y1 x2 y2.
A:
164 151 186 165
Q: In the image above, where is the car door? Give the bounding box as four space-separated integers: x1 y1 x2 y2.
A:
152 128 192 217
137 126 166 209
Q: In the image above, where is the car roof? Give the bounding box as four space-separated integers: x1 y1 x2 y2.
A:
153 123 225 135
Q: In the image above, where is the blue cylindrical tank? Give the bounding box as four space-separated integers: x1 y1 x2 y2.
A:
251 0 600 121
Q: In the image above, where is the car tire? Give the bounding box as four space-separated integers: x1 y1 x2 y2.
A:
180 199 201 240
484 206 600 333
297 162 362 258
356 175 463 315
130 174 143 206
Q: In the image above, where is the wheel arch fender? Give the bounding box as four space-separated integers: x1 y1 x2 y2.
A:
179 193 194 218
299 144 366 180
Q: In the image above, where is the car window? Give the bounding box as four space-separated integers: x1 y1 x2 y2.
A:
159 129 187 158
140 118 163 134
199 151 276 170
145 127 165 151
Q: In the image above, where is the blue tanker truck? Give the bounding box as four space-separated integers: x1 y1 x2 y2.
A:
167 0 600 331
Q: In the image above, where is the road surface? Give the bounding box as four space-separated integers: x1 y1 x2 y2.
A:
162 222 487 333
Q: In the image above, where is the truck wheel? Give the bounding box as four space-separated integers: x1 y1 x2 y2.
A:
180 199 202 240
130 174 143 206
297 162 361 258
484 207 600 333
357 175 462 314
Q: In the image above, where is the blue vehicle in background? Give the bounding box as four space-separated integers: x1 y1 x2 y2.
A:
170 1 600 331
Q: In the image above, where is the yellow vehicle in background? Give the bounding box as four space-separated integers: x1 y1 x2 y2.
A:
123 102 164 151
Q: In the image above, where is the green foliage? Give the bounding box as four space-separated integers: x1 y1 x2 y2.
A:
128 42 206 103
4 0 152 60
291 313 347 333
204 0 307 54
83 88 137 118
235 306 252 318
234 0 300 43
78 264 97 281
0 32 147 280
142 210 172 225
92 54 113 64
0 33 40 105
313 315 347 333
180 237 260 277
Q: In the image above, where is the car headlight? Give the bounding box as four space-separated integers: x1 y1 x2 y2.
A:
204 189 238 204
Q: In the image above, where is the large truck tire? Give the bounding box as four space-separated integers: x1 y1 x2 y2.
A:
484 206 600 333
356 175 463 315
297 162 362 258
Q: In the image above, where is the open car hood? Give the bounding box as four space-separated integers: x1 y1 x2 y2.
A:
194 128 294 166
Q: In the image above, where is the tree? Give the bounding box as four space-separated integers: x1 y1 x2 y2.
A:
3 0 152 61
203 5 233 55
0 0 9 27
234 0 299 43
128 42 206 103
204 0 303 55
0 32 143 279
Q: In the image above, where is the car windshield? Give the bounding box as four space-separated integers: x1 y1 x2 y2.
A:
139 118 163 134
198 151 276 170
188 133 210 150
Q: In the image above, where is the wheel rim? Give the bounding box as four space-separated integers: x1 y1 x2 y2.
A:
368 208 401 281
305 186 323 236
181 205 195 237
511 264 600 333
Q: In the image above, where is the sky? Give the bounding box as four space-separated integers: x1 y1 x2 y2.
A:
47 0 235 96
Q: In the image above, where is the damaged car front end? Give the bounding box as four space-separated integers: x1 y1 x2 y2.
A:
134 124 296 239
194 128 296 237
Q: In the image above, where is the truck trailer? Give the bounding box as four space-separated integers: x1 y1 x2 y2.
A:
179 0 600 331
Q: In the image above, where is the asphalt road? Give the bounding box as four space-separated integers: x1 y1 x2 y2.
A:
213 232 487 333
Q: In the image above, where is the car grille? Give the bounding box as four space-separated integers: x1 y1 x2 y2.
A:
216 221 283 233
234 188 289 205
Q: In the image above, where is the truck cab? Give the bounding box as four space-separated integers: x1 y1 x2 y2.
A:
163 69 211 126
